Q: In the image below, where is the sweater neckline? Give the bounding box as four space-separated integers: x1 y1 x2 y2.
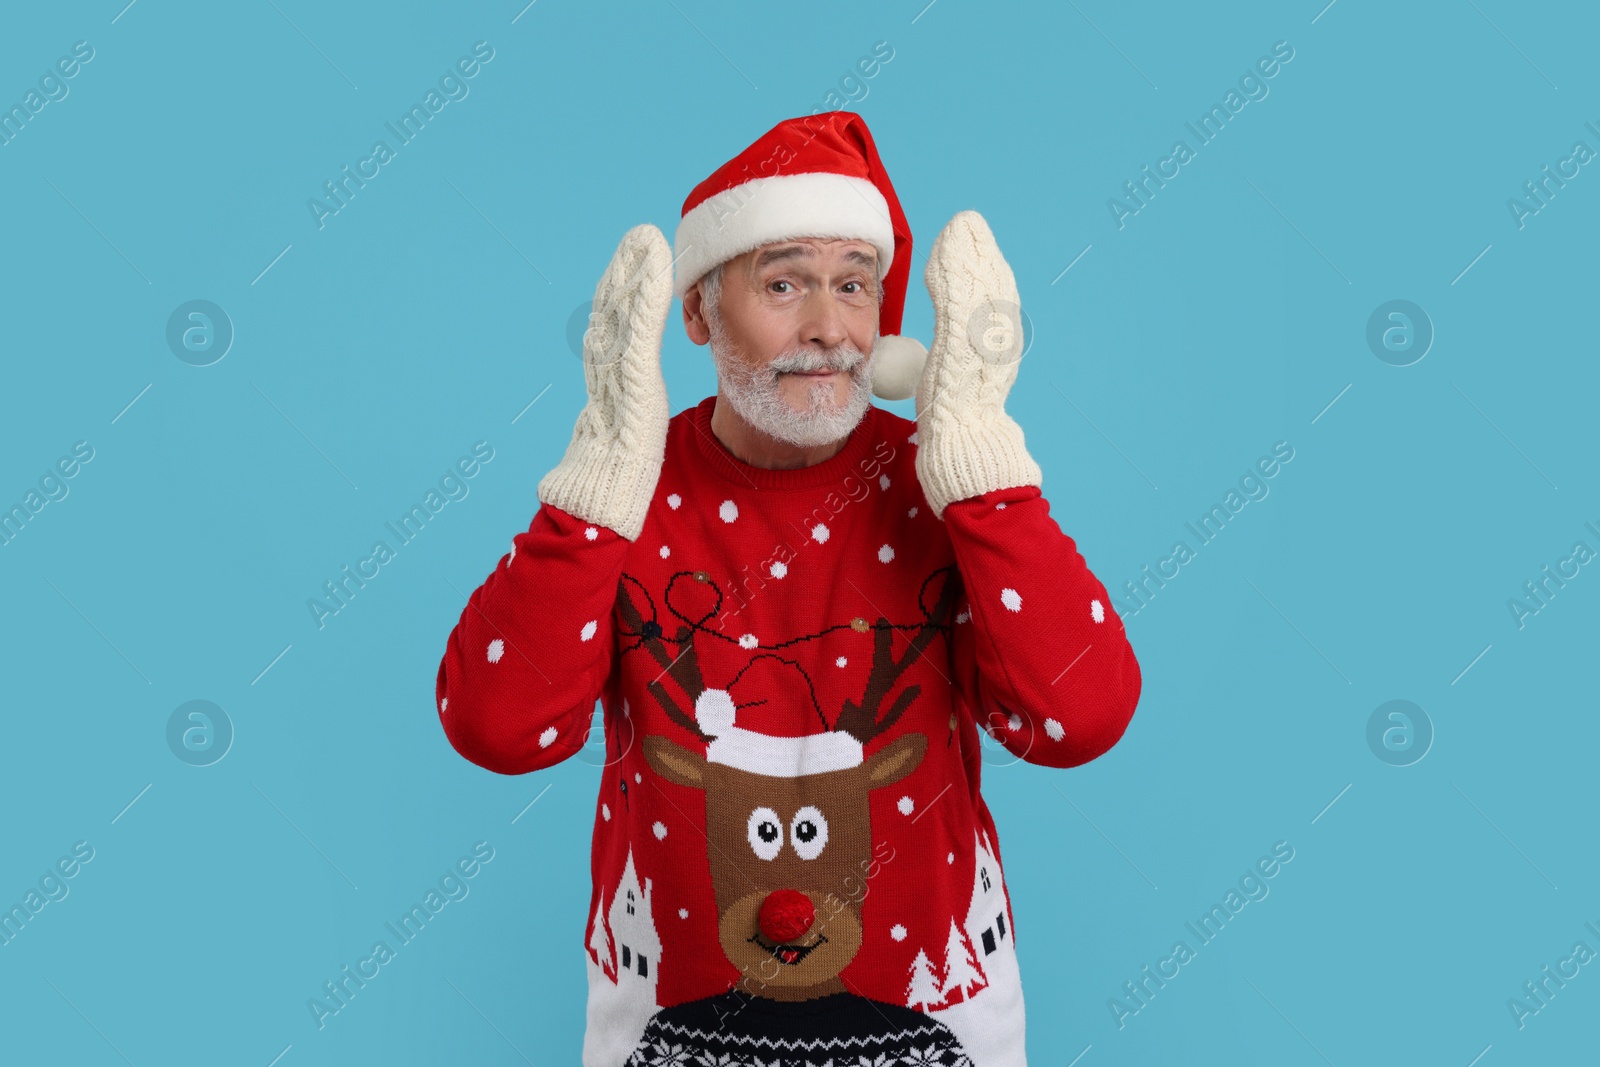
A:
688 394 880 492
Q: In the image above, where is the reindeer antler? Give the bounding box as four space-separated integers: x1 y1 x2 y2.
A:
833 567 959 744
617 574 709 741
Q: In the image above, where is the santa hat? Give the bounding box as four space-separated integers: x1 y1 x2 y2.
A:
673 111 928 401
693 688 863 777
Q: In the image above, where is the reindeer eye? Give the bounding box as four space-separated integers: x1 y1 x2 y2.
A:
789 806 828 860
747 806 782 860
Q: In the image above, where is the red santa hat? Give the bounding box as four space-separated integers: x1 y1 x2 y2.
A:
673 111 929 401
693 687 863 776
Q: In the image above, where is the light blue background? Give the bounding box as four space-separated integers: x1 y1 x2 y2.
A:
2 1 1595 1064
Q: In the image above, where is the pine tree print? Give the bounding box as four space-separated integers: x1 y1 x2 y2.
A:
905 947 944 1011
938 917 986 1004
589 896 614 978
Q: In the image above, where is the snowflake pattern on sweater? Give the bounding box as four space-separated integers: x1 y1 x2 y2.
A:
437 395 1141 1067
623 987 974 1067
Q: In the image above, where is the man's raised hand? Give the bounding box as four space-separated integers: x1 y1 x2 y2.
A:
536 224 674 541
913 210 1044 518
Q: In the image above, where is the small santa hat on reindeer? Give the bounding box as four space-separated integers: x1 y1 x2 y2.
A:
672 111 928 402
691 687 863 776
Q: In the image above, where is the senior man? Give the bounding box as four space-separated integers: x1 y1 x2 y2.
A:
436 111 1142 1067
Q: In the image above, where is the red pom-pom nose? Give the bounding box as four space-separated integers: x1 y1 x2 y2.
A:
758 889 815 944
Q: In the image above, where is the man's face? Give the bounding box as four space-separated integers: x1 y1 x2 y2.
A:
693 237 880 448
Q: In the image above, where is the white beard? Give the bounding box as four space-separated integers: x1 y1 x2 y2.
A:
707 309 876 449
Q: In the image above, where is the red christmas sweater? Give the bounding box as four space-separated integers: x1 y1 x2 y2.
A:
437 394 1141 1067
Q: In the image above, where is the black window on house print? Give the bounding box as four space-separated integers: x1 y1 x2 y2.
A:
622 944 631 969
981 927 996 955
996 910 1005 940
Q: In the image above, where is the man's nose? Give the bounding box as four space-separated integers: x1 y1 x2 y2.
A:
799 290 850 351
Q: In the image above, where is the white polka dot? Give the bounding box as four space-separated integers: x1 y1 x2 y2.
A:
486 639 504 663
538 725 558 748
1007 713 1022 732
634 772 642 783
667 493 682 509
908 431 919 445
622 698 630 717
652 820 668 840
770 561 787 579
812 523 830 543
439 697 448 713
956 609 971 624
996 502 1007 510
908 506 918 518
879 474 891 490
1091 598 1105 623
835 656 848 667
878 544 895 563
585 526 598 540
739 633 758 650
601 803 611 821
507 539 516 567
678 907 689 919
719 499 738 523
1000 587 1022 612
580 620 598 641
897 795 914 815
890 923 907 941
1044 717 1065 741
947 852 955 864
660 545 670 558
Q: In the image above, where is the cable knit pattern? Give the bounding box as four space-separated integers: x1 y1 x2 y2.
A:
537 224 673 541
914 211 1043 518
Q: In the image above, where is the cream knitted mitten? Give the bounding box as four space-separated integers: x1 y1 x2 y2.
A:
914 210 1044 518
536 224 673 541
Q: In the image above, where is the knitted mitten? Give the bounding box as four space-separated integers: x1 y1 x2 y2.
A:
537 224 673 541
914 210 1043 518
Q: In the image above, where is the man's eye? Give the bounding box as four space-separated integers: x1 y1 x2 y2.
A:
842 281 863 294
770 280 793 293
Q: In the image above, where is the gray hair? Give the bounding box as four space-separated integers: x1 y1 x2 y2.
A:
698 263 724 332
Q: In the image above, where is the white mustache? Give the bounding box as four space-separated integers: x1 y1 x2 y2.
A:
768 345 867 375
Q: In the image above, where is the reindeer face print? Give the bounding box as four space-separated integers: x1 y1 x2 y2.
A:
620 564 956 1003
643 731 925 1000
718 766 864 988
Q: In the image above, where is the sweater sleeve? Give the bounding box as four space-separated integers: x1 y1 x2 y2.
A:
942 483 1141 768
436 501 627 775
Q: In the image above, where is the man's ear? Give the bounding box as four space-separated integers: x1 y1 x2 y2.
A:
682 280 711 346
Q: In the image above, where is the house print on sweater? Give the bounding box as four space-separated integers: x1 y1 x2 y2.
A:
437 395 1143 1066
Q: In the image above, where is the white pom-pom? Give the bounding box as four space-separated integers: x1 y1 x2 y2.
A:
694 689 737 736
869 334 928 401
